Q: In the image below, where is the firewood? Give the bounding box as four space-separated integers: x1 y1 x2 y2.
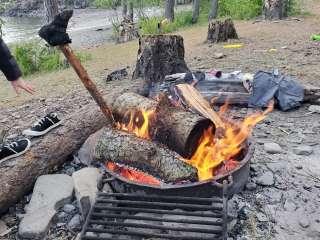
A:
94 128 198 183
111 92 212 158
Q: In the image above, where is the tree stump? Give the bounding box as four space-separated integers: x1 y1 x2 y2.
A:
133 35 190 88
207 18 238 43
263 0 287 20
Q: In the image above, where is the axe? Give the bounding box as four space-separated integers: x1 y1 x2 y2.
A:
39 10 114 123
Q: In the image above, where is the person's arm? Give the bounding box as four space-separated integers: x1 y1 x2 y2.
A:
0 37 35 95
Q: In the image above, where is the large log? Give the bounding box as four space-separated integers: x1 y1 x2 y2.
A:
263 0 287 20
133 35 190 88
111 92 212 158
0 78 146 214
94 128 197 183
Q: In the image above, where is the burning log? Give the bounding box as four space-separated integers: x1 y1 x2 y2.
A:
95 128 198 183
111 92 212 158
132 35 190 88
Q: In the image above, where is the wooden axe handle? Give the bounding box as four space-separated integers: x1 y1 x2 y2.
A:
59 45 115 124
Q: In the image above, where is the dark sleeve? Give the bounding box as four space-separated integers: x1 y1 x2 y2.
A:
0 37 22 81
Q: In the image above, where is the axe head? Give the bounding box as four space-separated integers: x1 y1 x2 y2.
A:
39 10 73 47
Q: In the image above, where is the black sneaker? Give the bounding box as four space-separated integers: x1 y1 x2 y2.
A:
23 112 62 137
0 138 31 164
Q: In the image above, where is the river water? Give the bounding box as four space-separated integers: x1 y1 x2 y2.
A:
1 6 191 48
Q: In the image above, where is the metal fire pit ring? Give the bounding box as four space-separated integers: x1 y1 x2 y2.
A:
100 140 254 198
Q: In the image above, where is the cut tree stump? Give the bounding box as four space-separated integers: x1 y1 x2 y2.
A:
263 0 287 20
133 35 190 88
207 18 238 43
95 127 198 183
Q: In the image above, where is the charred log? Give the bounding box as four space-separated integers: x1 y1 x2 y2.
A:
111 92 212 158
133 35 190 88
94 127 198 183
207 18 238 43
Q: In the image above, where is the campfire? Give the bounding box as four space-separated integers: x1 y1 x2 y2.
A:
106 101 273 185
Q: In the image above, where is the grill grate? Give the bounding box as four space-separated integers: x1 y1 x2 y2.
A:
80 177 229 240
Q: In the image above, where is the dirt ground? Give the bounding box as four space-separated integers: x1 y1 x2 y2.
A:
0 1 320 240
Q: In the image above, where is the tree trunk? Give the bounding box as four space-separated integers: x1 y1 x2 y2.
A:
111 92 212 158
44 0 59 23
128 1 134 21
133 35 190 88
263 0 287 20
208 0 218 20
192 0 200 24
207 18 238 43
0 78 146 214
94 128 198 183
122 0 128 19
165 0 175 22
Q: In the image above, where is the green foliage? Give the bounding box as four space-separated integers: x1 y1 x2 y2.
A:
12 41 91 76
0 18 4 37
139 11 193 34
93 0 161 9
218 0 263 20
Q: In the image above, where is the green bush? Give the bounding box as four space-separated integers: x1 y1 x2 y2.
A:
139 11 193 34
218 0 263 20
12 41 91 76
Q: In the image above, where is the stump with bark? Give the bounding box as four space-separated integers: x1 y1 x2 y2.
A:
133 35 190 88
264 0 287 20
207 18 238 43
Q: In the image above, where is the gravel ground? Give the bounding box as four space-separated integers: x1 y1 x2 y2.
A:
1 2 320 239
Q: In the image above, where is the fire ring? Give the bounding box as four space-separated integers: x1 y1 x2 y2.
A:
101 140 254 198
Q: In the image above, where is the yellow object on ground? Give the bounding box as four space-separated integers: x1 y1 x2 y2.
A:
223 44 243 49
268 48 278 53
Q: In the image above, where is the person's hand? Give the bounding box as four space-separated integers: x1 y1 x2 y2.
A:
10 78 35 95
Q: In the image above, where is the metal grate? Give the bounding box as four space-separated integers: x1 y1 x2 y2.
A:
80 178 229 240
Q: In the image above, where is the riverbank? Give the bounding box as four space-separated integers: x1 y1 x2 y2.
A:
1 12 320 240
1 13 320 108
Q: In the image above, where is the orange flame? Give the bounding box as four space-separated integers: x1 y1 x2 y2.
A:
187 103 274 181
116 109 155 140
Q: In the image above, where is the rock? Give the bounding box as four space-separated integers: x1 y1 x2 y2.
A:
19 174 74 240
73 168 101 218
256 171 274 186
264 143 282 154
308 105 320 113
283 199 297 211
213 52 225 59
256 212 268 222
67 214 82 231
245 182 257 191
0 220 9 235
78 130 103 166
293 146 313 156
299 217 310 228
63 204 76 214
105 68 128 82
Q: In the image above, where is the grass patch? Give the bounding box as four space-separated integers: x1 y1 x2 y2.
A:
139 11 193 34
12 41 91 76
93 0 161 9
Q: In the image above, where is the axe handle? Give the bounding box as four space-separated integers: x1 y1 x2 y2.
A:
59 45 115 124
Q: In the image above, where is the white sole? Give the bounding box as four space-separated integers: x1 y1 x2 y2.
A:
22 121 62 137
0 139 32 165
